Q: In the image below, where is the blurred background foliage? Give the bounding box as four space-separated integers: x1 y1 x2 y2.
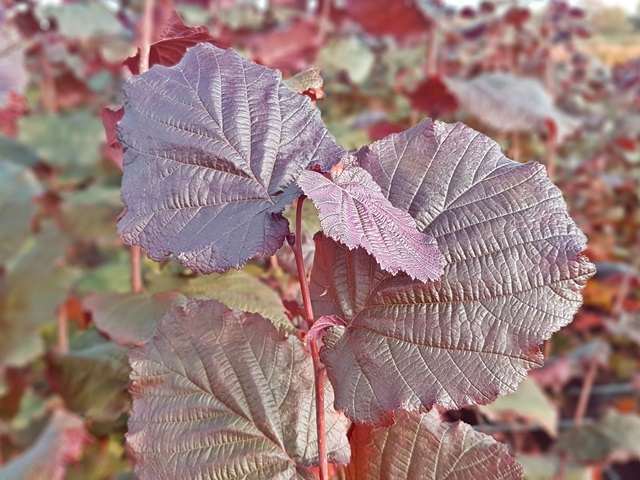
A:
0 0 639 478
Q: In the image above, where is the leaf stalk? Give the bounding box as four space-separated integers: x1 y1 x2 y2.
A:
292 196 329 479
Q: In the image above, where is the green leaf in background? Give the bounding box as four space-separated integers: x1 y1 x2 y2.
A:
0 231 77 367
319 36 375 85
18 112 104 168
0 409 89 480
555 410 640 464
182 270 294 334
36 3 122 39
76 252 131 295
0 160 41 261
0 135 39 167
479 377 559 437
48 330 131 422
61 186 123 245
517 455 593 480
85 291 183 346
66 435 133 480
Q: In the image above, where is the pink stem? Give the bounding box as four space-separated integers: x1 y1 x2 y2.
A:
291 197 328 479
57 303 69 354
129 0 155 295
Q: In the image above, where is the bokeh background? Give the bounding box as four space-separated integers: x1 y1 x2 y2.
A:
0 0 639 478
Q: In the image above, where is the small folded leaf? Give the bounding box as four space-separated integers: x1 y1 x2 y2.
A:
0 409 89 480
284 66 325 101
346 410 523 479
298 155 444 282
117 43 344 274
127 299 350 479
311 119 594 425
306 315 347 345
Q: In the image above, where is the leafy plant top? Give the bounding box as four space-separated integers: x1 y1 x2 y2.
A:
115 40 594 479
116 43 344 273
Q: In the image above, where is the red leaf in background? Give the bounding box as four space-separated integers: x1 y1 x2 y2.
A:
0 92 27 137
246 18 322 74
54 71 93 110
504 7 531 28
406 75 458 117
345 0 430 44
124 11 227 75
615 136 636 152
368 122 404 141
101 106 124 171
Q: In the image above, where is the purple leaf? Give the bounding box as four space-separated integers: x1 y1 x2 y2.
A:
310 119 595 425
298 156 444 282
346 410 524 479
127 299 350 479
117 43 345 274
305 315 347 345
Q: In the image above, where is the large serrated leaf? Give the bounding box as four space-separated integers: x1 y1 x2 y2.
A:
127 299 350 479
298 155 443 282
346 410 523 479
310 119 595 425
117 43 345 274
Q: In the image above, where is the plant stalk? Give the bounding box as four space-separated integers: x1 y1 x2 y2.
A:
553 350 600 480
57 303 69 354
128 0 155 295
292 196 329 479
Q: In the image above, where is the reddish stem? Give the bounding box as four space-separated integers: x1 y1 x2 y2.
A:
131 246 144 294
292 197 328 479
546 131 557 181
57 303 69 354
39 36 58 114
554 351 599 479
129 0 155 295
139 0 154 74
426 23 438 77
